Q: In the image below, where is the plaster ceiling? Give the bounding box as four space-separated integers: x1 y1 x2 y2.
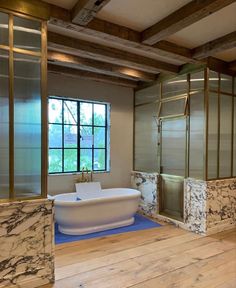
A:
43 0 77 9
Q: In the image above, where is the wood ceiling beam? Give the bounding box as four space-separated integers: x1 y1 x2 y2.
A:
206 57 236 76
48 6 195 63
48 64 139 88
47 50 157 82
47 32 179 74
229 60 236 71
192 31 236 59
71 0 111 26
141 0 236 45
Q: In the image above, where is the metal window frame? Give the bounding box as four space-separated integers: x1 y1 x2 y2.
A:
48 96 109 174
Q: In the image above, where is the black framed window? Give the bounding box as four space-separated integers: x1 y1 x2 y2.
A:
48 97 109 174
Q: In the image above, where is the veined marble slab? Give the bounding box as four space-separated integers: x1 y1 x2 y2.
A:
0 199 54 288
131 171 159 218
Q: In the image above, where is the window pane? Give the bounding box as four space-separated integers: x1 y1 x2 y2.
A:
49 124 62 148
64 125 77 148
94 127 105 148
208 92 218 179
0 12 8 46
49 149 62 173
162 75 187 99
80 126 93 148
220 74 232 94
80 149 92 171
219 94 232 178
14 16 41 51
94 104 106 126
94 149 105 171
14 53 41 197
0 50 9 198
190 71 205 91
64 100 77 124
160 98 186 118
48 98 62 124
64 149 77 172
80 102 92 125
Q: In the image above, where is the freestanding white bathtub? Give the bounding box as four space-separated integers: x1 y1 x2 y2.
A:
53 188 141 235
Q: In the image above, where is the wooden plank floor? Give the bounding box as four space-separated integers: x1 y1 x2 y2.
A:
42 224 236 288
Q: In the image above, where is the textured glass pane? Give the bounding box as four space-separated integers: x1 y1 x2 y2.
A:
220 74 232 94
160 98 186 117
135 83 160 105
94 104 106 126
189 91 204 179
209 70 219 91
233 97 236 176
80 149 92 171
14 16 41 51
80 102 92 125
94 149 105 171
64 100 77 124
0 12 8 46
0 50 9 198
219 94 232 178
49 149 62 173
80 126 93 148
190 70 205 91
64 149 77 172
94 127 105 148
134 102 158 172
161 118 186 176
48 98 62 124
162 75 187 99
14 53 41 197
64 125 77 148
49 124 62 148
208 93 218 179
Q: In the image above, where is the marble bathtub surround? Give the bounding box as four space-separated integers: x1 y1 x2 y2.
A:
0 199 54 288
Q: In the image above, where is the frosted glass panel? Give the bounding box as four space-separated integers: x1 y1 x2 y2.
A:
162 75 187 99
0 12 8 46
135 84 159 105
14 16 41 51
190 71 205 91
219 94 232 178
0 50 9 198
208 93 218 179
14 53 41 197
189 91 204 179
209 70 219 91
160 98 186 118
220 74 232 94
134 103 158 172
161 118 186 176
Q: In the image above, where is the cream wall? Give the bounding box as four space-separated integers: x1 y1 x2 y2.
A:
47 73 134 195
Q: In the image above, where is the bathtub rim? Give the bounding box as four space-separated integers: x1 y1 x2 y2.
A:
53 189 141 207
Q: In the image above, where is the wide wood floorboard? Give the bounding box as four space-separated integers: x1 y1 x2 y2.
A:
42 225 236 288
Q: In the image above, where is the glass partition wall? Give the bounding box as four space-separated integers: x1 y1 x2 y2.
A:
0 10 47 201
134 68 235 220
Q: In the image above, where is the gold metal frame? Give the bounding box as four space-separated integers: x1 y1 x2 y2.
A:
0 8 47 202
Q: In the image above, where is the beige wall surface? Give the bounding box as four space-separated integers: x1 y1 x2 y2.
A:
48 73 134 195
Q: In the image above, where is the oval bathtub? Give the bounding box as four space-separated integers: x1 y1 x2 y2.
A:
53 188 141 235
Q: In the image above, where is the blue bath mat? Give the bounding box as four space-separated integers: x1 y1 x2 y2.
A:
55 214 161 245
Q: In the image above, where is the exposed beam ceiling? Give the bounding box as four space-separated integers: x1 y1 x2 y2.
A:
47 50 157 82
229 60 236 71
141 0 235 45
72 0 111 25
47 32 179 74
192 31 236 59
48 6 195 63
48 64 139 88
206 57 236 76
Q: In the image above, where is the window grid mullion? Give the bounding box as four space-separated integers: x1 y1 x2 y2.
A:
92 103 94 171
62 100 65 173
78 101 80 172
